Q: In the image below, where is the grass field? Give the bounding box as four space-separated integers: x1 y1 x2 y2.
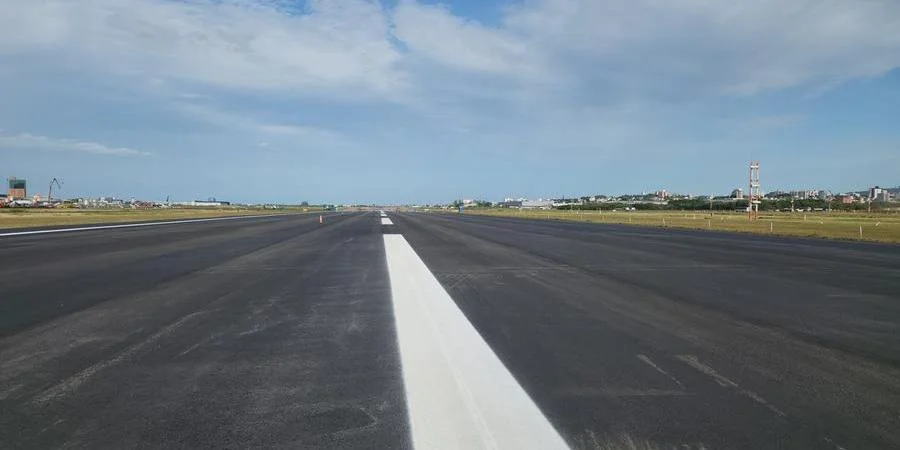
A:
457 208 900 244
0 208 304 230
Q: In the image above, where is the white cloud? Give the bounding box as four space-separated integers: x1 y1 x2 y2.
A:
0 132 151 156
392 1 548 80
391 0 900 103
2 0 898 108
0 0 406 99
516 0 900 96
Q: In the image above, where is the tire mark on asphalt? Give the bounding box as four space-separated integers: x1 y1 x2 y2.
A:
637 354 685 390
675 355 786 418
31 311 208 405
823 435 849 450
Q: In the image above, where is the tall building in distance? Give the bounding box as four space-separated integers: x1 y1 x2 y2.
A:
7 178 26 200
869 186 892 202
870 186 886 201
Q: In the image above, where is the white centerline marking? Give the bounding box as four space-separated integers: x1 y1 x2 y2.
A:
381 218 394 225
383 234 568 449
0 214 287 238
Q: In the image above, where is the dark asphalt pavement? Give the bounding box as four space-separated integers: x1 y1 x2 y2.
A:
392 213 900 450
2 211 899 449
1 213 408 449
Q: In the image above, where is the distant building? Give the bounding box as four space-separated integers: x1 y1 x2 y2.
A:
765 190 791 199
730 188 744 199
551 199 578 207
192 200 231 207
870 186 887 201
7 178 26 200
521 200 553 209
171 200 231 207
837 194 857 204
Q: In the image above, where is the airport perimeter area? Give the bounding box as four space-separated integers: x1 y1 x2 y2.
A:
0 207 308 230
453 208 900 244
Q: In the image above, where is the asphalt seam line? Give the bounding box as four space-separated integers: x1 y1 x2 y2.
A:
0 214 288 238
383 234 568 449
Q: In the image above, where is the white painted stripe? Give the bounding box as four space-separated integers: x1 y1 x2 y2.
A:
383 234 568 450
0 214 287 238
381 218 394 225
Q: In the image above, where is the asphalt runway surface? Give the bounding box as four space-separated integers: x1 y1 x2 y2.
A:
2 212 899 449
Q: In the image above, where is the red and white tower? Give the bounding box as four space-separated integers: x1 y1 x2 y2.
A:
749 161 761 220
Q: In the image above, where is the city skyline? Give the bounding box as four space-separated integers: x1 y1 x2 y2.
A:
3 171 896 206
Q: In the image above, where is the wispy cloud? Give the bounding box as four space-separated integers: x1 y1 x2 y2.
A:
0 132 150 156
174 102 353 148
740 115 806 132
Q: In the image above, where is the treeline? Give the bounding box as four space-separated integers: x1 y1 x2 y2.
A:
670 198 881 212
555 199 883 212
556 200 748 211
557 202 662 211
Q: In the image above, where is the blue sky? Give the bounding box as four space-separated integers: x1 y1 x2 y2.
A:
0 0 898 204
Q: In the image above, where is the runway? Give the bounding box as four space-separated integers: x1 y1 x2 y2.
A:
2 211 899 449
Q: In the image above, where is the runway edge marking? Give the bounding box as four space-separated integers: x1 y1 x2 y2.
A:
383 234 569 450
0 214 288 238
